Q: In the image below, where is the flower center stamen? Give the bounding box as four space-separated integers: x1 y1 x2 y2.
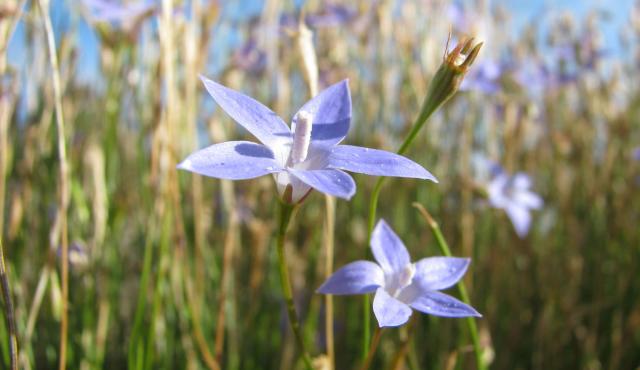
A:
288 111 313 166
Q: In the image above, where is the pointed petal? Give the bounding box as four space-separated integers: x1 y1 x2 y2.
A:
293 80 351 147
289 168 355 200
317 261 384 295
328 145 438 181
512 173 532 190
414 257 470 290
370 220 411 274
177 141 282 180
514 190 543 209
409 291 481 318
505 204 531 238
373 288 413 327
200 76 291 147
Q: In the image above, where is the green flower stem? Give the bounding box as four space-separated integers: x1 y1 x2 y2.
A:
363 61 457 359
0 239 17 370
413 203 486 370
276 202 313 370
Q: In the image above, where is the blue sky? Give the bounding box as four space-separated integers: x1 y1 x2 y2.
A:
6 0 636 85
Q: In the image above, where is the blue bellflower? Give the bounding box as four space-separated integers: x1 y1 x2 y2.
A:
82 0 155 25
488 169 543 238
318 220 480 327
178 77 436 203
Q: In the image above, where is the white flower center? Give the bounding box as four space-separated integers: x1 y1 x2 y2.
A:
287 111 313 166
387 263 416 297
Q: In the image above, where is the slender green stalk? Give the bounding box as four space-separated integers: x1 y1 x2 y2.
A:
38 0 71 368
363 39 482 358
128 218 156 370
362 65 442 360
359 327 384 370
413 203 486 370
0 239 17 370
276 202 313 370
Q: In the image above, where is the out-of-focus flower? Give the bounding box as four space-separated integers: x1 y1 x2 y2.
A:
279 4 357 31
232 38 267 75
487 168 543 238
178 78 436 204
633 147 640 161
305 4 357 28
82 0 156 33
318 219 480 327
57 242 90 271
460 59 502 94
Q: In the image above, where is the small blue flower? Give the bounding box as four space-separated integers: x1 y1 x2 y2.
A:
82 0 155 27
460 59 502 94
178 77 437 203
487 168 543 238
318 220 480 327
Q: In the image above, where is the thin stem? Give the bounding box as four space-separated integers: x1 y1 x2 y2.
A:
359 327 384 370
363 71 442 358
0 239 17 370
276 202 313 370
38 1 70 369
413 203 486 370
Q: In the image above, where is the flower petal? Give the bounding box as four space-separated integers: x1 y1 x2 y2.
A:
505 204 531 238
177 141 282 180
512 173 532 190
200 76 291 147
289 168 355 200
414 257 470 291
328 145 438 181
317 261 384 295
293 80 351 147
514 190 543 210
370 220 411 274
373 288 413 327
409 291 481 318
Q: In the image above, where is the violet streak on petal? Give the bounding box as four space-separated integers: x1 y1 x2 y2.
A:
413 257 470 291
177 141 282 180
370 220 411 274
373 288 413 327
409 291 481 318
317 261 384 295
328 145 438 181
289 169 356 200
200 76 291 148
293 80 351 147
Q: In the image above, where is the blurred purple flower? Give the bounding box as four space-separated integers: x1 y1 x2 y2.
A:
279 4 357 31
178 78 436 203
318 220 480 327
460 59 502 94
633 147 640 161
82 0 155 28
488 169 543 238
447 2 470 33
233 38 267 75
306 4 357 28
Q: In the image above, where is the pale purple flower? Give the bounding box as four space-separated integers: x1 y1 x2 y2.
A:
633 147 640 161
460 59 502 94
318 220 480 327
178 77 436 203
488 169 543 238
82 0 155 27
